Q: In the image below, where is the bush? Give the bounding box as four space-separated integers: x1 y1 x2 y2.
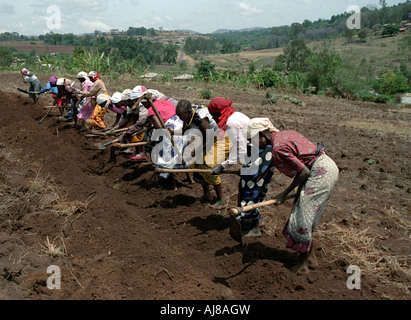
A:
255 68 283 89
195 60 216 80
374 94 391 104
379 71 409 95
285 71 307 92
199 88 212 99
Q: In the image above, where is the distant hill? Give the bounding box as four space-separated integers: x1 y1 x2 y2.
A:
176 29 201 35
211 27 267 34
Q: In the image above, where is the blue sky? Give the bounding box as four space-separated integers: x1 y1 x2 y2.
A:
0 0 407 35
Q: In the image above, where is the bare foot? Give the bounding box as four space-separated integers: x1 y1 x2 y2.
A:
308 251 319 269
291 253 310 275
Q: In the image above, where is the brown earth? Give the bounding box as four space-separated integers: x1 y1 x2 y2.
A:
0 72 410 301
0 41 75 54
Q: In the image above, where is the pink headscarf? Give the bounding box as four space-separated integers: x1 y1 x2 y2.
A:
21 68 29 74
49 76 58 84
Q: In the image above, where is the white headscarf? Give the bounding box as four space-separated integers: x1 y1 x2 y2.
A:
77 71 88 79
97 94 111 108
121 89 132 101
56 78 65 86
130 85 148 100
111 92 122 104
246 118 279 139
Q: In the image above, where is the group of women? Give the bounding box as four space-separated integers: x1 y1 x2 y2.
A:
21 68 339 275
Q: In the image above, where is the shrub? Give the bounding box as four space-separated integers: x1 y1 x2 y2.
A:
379 71 409 95
374 94 391 104
255 68 283 89
199 88 212 99
195 60 216 81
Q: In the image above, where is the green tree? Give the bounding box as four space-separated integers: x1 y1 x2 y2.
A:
195 60 216 80
290 22 303 40
282 39 312 72
306 43 342 93
163 44 177 64
379 71 409 95
382 24 400 37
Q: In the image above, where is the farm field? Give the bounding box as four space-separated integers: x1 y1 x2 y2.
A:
0 40 75 54
0 72 409 301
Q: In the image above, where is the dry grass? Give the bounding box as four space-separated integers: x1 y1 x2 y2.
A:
40 236 66 258
48 200 89 217
315 217 410 298
260 193 410 298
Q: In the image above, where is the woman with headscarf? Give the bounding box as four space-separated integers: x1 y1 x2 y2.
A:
207 97 250 208
243 118 339 274
21 68 42 104
176 99 229 203
76 71 94 128
39 76 58 95
76 71 108 130
132 91 189 188
117 86 150 160
39 76 65 106
55 78 82 122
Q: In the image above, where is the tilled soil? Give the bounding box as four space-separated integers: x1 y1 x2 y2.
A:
0 73 410 300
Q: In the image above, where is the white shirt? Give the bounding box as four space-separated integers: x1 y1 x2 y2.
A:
221 112 250 169
24 73 38 83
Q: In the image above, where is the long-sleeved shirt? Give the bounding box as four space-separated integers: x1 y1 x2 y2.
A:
124 107 149 136
78 79 107 98
221 112 250 170
23 72 37 83
40 81 59 94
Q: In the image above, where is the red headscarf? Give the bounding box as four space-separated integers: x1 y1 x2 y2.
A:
207 97 235 132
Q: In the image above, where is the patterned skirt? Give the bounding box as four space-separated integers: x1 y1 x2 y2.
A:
237 145 276 221
283 153 339 253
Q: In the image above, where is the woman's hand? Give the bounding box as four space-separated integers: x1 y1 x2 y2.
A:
273 191 288 205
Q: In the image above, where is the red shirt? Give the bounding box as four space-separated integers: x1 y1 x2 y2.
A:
148 100 176 124
271 130 317 178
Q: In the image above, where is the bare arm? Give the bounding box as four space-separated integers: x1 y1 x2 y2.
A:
274 166 310 205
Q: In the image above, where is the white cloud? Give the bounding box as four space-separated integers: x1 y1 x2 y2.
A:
234 2 263 16
143 15 172 26
77 18 113 33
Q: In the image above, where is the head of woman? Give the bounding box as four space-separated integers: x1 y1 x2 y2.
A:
88 71 100 83
121 89 133 108
49 76 58 86
111 92 123 108
207 97 233 127
96 94 111 108
246 118 279 149
77 71 89 83
176 100 193 123
56 78 66 91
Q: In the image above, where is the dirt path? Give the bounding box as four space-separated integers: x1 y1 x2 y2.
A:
0 73 410 300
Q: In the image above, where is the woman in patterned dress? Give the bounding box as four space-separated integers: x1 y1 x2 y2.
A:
245 118 339 274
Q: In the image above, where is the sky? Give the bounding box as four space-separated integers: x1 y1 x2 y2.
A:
0 0 407 35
